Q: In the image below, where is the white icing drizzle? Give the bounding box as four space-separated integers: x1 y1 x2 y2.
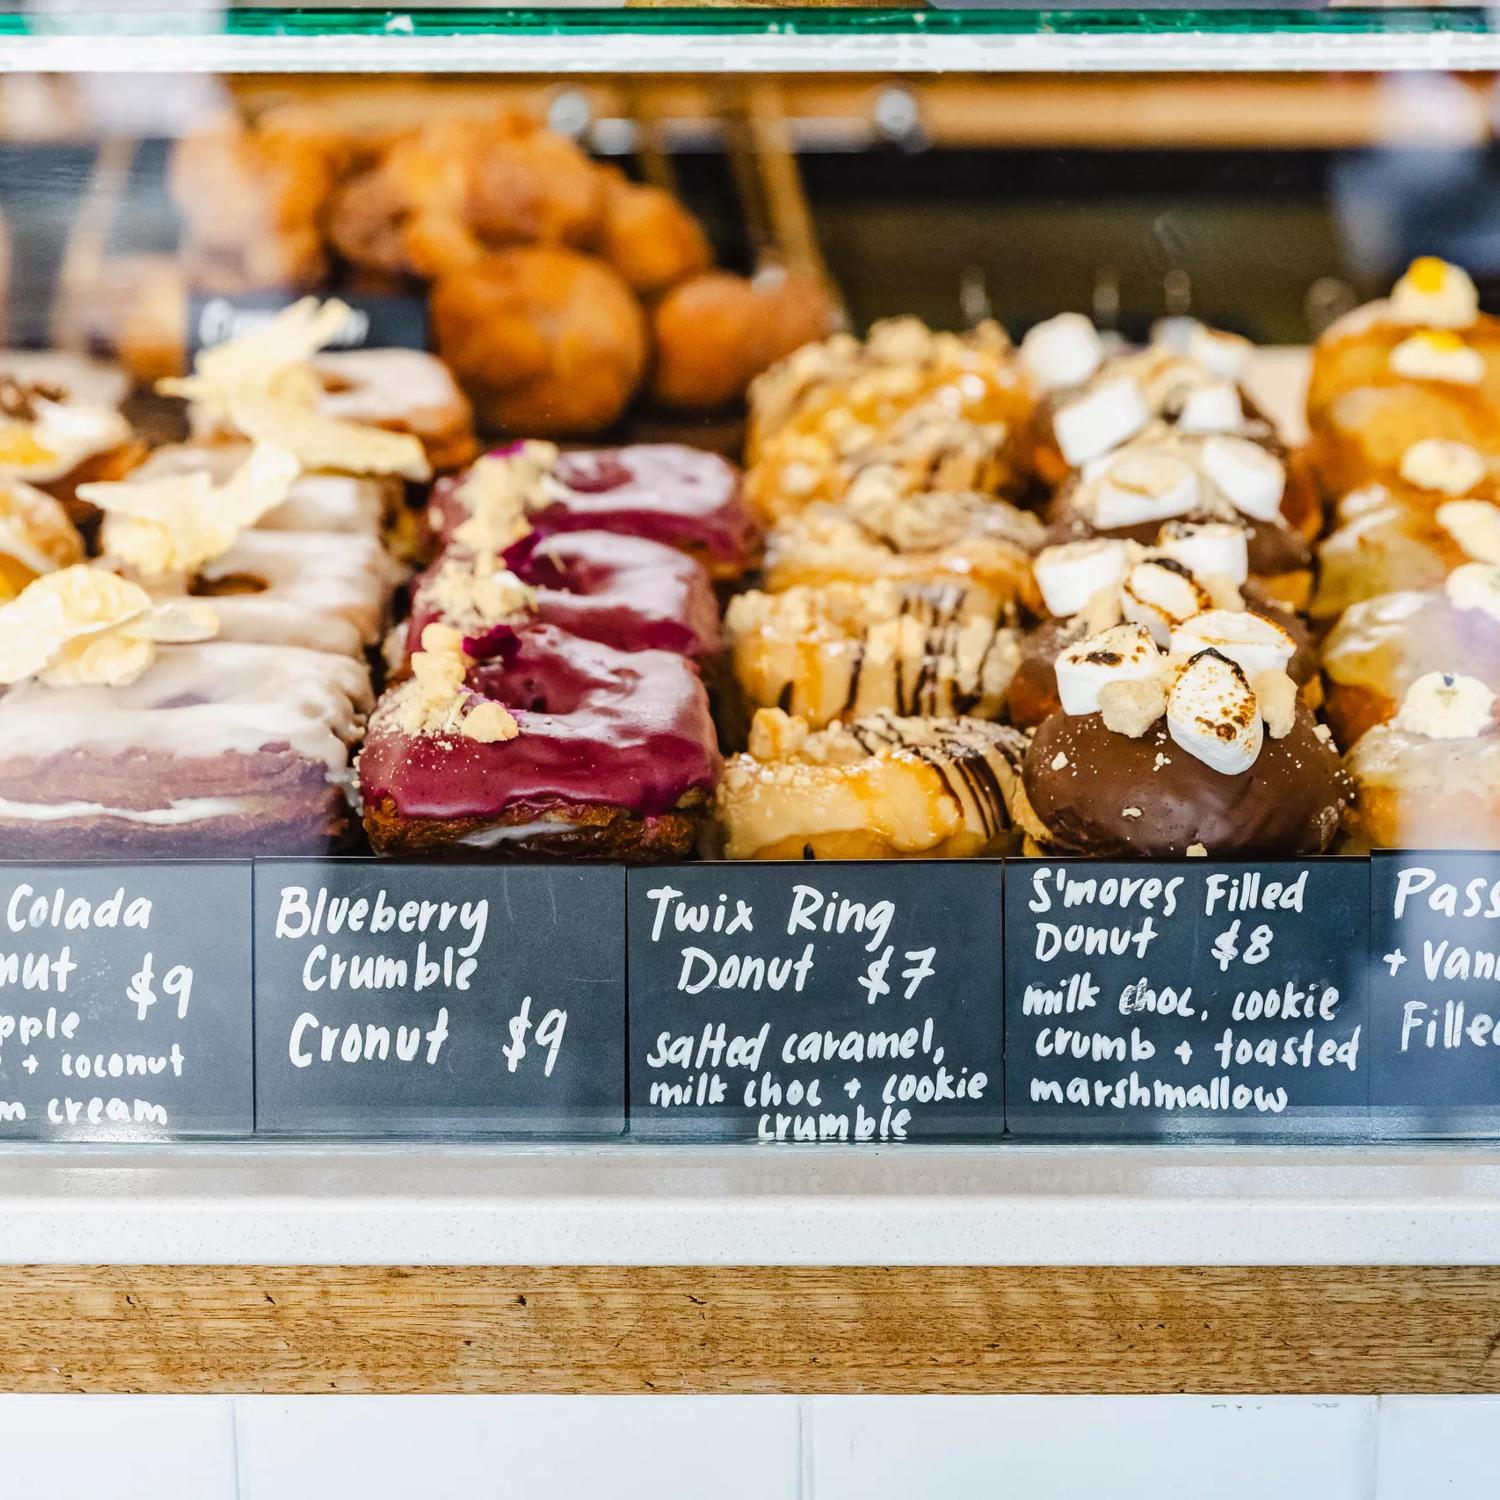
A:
0 795 251 826
310 350 467 429
0 641 371 773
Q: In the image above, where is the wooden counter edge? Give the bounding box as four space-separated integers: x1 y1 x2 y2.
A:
1 1264 1497 1394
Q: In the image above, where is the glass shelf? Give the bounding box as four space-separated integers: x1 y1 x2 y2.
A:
2 6 1500 75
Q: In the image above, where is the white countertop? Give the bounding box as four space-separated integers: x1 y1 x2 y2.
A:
0 1141 1497 1267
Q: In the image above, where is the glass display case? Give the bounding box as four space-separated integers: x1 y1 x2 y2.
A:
1 2 1499 1407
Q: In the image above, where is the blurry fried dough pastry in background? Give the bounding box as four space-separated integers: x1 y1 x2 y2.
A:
431 248 647 436
651 267 840 412
0 478 85 599
744 318 1032 523
169 113 347 291
1306 257 1500 496
591 167 712 297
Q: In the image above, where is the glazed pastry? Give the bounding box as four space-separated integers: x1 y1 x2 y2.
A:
0 351 129 412
725 580 1019 730
0 477 86 599
359 622 720 860
1321 563 1500 747
81 445 400 659
0 567 368 855
760 468 1044 614
308 349 476 471
1311 489 1500 620
1306 257 1500 496
1007 529 1316 730
430 247 647 436
407 528 720 665
1044 433 1315 609
130 443 392 537
429 441 755 582
1013 623 1350 857
161 298 433 484
717 706 1024 860
744 318 1033 523
0 364 142 523
651 267 840 413
1345 672 1500 848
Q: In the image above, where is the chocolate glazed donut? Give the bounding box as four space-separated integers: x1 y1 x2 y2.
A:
1021 702 1350 857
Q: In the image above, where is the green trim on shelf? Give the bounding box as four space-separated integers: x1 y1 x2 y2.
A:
0 6 1493 43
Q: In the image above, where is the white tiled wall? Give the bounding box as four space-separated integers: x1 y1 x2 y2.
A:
0 1393 1492 1498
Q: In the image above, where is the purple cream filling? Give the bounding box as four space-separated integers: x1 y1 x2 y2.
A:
361 624 721 820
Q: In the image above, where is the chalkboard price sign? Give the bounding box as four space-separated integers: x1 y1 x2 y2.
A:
1005 859 1371 1138
1370 851 1500 1134
627 862 1004 1143
0 862 252 1140
187 290 429 355
254 861 625 1137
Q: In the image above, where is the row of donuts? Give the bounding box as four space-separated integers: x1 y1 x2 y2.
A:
716 263 1500 859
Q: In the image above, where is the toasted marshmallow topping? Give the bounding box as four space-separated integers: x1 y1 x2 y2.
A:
1198 435 1285 522
1399 438 1486 496
1054 622 1164 716
394 623 519 743
1155 520 1249 587
1389 257 1480 329
1033 537 1132 618
1445 560 1500 623
83 443 300 578
1176 381 1243 435
0 564 216 688
1090 448 1201 529
1171 608 1295 679
1167 648 1264 774
1121 558 1211 646
1053 378 1151 467
1186 324 1254 381
1437 498 1500 563
1390 329 1485 385
1020 313 1104 394
0 399 131 485
1392 670 1497 740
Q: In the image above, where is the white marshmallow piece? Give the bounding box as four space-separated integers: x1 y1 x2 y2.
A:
1446 561 1500 623
1021 313 1104 394
1054 378 1151 467
1437 499 1500 563
1176 380 1243 435
1033 537 1132 618
1054 622 1164 717
1167 649 1264 775
1171 609 1295 679
1121 559 1211 645
1155 521 1249 587
1389 257 1480 329
1399 438 1486 497
1199 435 1286 522
1186 324 1254 381
1389 331 1485 385
1393 670 1497 740
1091 449 1201 530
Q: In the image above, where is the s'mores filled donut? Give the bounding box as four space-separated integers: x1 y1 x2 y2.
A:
744 318 1034 524
0 566 371 856
358 622 720 861
1008 528 1316 730
1306 256 1500 497
1011 622 1350 858
430 441 755 583
716 706 1025 860
1043 431 1314 609
1345 672 1500 849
